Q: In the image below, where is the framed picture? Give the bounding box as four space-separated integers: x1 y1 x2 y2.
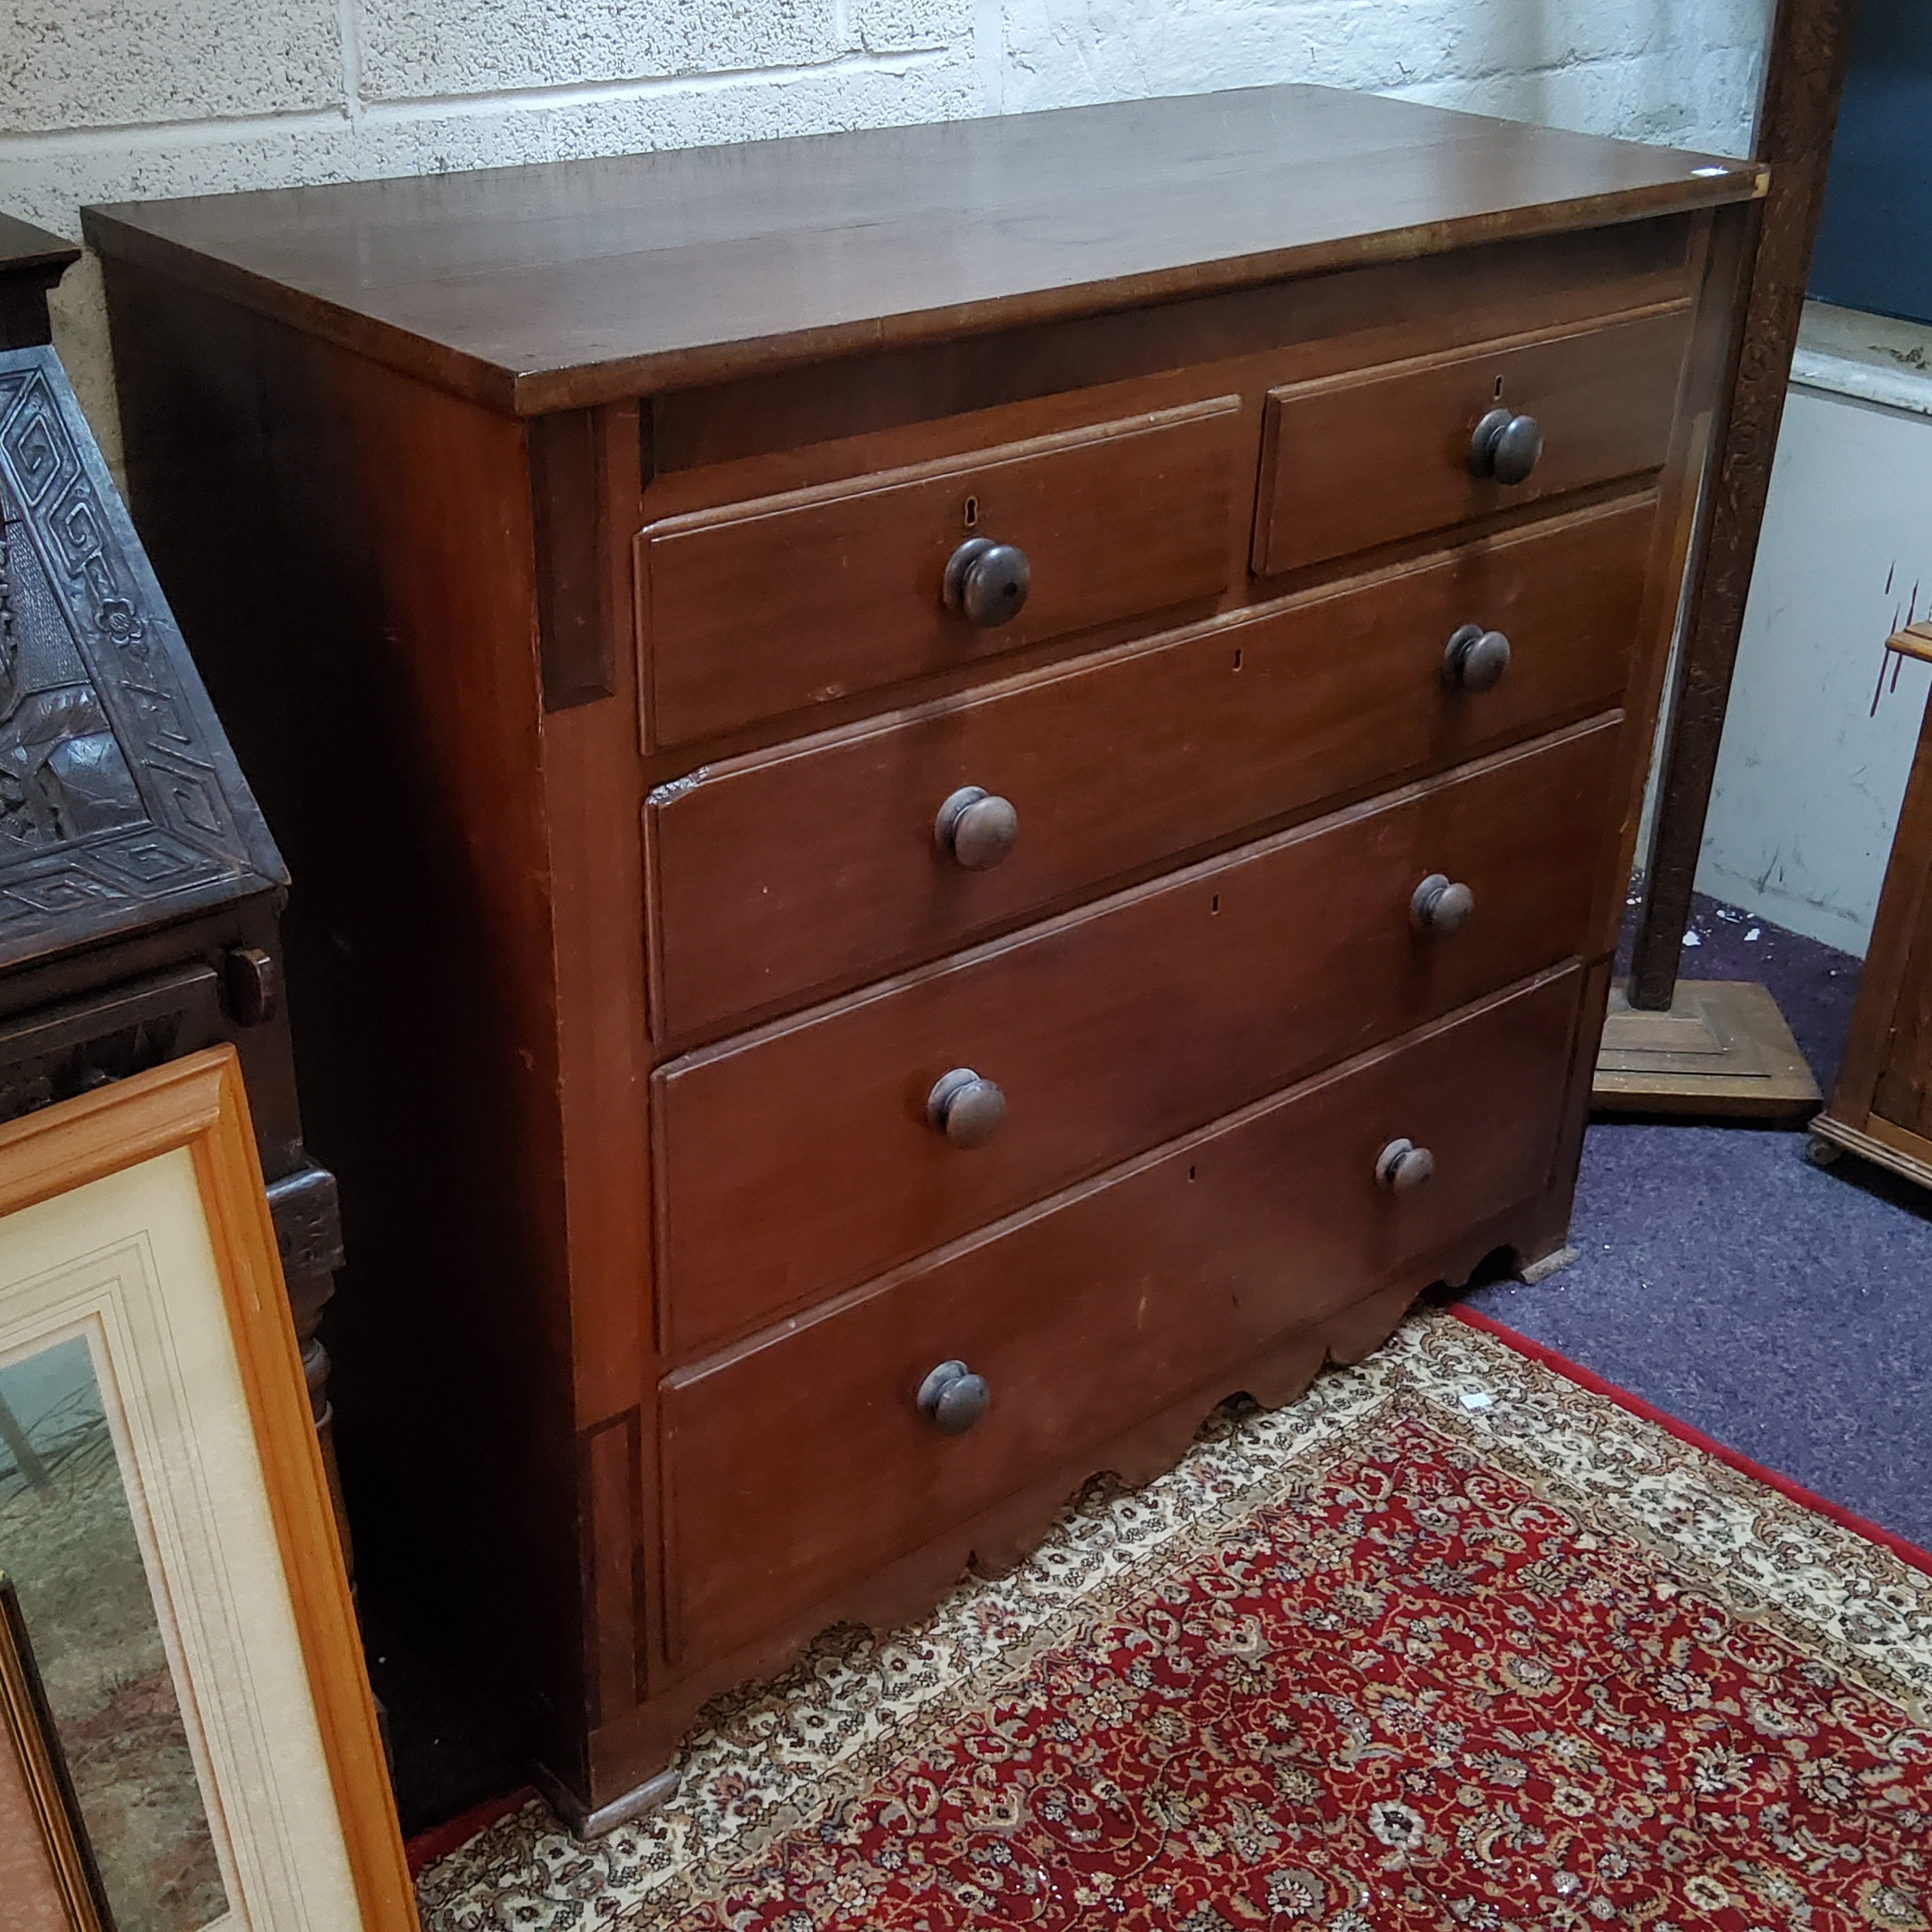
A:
0 1048 413 1932
2 1570 111 1932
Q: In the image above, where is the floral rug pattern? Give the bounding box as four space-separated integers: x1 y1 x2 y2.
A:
417 1311 1932 1930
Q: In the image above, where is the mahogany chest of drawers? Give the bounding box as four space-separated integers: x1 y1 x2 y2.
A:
84 86 1760 1828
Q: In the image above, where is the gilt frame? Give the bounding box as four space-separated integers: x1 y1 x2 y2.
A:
0 1049 411 1932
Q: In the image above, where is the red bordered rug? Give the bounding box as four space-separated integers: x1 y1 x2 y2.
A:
417 1308 1932 1930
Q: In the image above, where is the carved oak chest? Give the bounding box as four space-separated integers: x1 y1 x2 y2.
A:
85 86 1762 1828
0 223 344 1501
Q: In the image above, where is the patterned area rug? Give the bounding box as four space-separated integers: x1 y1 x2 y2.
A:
417 1310 1932 1930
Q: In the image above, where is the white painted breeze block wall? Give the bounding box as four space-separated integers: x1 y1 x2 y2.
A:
1696 364 1932 956
5 0 1770 460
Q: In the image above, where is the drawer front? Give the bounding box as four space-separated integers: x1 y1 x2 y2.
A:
662 964 1583 1669
648 495 1654 1039
639 396 1243 747
654 716 1619 1357
1255 304 1692 577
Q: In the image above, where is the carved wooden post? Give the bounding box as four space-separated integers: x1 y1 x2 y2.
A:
1628 0 1861 1008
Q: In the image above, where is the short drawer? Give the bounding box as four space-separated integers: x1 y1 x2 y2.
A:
638 396 1243 747
662 964 1583 1669
1254 303 1692 577
648 495 1654 1038
653 716 1620 1357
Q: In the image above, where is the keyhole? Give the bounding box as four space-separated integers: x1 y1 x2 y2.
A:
1187 1165 1198 1182
963 495 979 529
1233 648 1243 672
1210 894 1220 915
1493 376 1505 400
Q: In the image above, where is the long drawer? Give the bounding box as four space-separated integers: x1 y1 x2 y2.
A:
637 396 1243 747
653 716 1620 1357
1254 303 1692 577
647 495 1654 1039
662 964 1583 1670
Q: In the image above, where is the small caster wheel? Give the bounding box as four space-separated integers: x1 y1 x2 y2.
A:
1805 1134 1842 1170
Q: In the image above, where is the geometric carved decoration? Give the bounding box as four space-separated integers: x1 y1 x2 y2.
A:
0 348 283 968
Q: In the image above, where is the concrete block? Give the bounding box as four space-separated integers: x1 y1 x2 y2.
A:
0 0 342 131
1000 0 1675 115
1002 0 1766 156
1523 52 1717 148
854 0 972 54
356 0 843 102
345 51 978 166
1393 47 1753 162
1003 0 1325 113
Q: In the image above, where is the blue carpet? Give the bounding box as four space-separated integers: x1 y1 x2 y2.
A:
1460 890 1932 1555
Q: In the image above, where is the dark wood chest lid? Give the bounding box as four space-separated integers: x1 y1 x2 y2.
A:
83 84 1764 416
0 345 284 975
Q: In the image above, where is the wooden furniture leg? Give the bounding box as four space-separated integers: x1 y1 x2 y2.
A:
1809 621 1932 1183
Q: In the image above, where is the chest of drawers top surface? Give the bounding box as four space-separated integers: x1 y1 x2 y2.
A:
86 85 1758 412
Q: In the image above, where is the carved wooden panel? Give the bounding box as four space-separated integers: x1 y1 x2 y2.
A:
0 349 282 971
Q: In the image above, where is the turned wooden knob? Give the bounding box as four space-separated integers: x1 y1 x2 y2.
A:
1376 1138 1436 1196
1468 407 1543 485
1410 873 1475 934
1442 624 1512 692
934 786 1019 871
943 537 1031 627
917 1359 990 1434
926 1068 1005 1148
